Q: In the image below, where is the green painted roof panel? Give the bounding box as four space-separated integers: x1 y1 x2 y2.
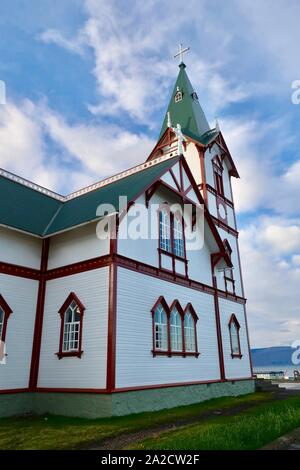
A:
45 157 177 235
0 157 178 237
159 64 210 140
0 175 62 236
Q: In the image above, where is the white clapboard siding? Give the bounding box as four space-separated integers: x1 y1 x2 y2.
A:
116 267 221 388
48 222 109 270
118 191 214 287
0 274 38 389
184 143 201 185
38 267 109 389
219 298 252 379
0 226 42 269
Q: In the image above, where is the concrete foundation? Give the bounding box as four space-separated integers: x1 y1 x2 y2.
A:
0 379 255 419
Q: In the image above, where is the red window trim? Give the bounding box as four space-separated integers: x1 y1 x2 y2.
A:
0 295 12 343
151 297 199 358
56 292 85 360
228 314 242 359
158 203 188 277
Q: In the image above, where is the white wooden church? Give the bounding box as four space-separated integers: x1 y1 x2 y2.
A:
0 53 253 418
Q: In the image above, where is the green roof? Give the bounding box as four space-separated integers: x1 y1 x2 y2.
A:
0 157 178 237
0 175 61 236
159 63 210 141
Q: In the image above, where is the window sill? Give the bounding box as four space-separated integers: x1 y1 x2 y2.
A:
158 248 188 263
152 350 200 358
56 350 83 360
231 353 243 359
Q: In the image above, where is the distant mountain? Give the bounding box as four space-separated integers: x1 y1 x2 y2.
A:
251 346 297 367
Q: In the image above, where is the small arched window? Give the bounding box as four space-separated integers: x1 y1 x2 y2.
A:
173 214 185 258
0 295 12 343
57 293 85 359
229 314 242 358
170 304 183 352
159 207 171 253
184 304 198 353
153 299 168 352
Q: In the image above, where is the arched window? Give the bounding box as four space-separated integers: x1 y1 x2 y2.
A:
57 293 85 359
0 295 12 343
229 314 242 358
184 304 198 354
173 214 185 259
153 298 168 352
170 304 183 352
159 207 171 253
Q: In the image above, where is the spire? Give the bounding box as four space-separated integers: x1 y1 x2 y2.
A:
159 63 210 141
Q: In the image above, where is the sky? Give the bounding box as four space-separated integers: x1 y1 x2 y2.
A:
0 0 300 348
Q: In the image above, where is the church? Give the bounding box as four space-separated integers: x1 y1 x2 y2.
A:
0 52 254 418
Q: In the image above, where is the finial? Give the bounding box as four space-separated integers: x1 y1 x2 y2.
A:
173 43 190 66
167 112 172 128
215 117 220 132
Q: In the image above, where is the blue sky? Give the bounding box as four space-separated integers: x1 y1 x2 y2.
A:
0 0 300 348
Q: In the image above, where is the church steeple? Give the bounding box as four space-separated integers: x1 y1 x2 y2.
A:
159 62 210 141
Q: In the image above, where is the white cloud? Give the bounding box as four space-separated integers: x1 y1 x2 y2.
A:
0 99 155 193
39 29 86 56
240 219 300 347
41 107 155 177
292 255 300 266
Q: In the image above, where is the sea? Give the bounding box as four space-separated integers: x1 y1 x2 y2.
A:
253 365 300 378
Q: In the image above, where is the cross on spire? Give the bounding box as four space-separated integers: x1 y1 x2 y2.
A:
174 43 190 64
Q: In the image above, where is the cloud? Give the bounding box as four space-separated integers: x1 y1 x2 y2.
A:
39 29 86 56
240 218 300 347
38 0 254 124
41 107 155 176
220 116 300 216
0 99 155 193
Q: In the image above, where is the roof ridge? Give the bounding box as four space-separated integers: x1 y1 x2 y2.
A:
0 168 65 201
0 154 177 203
65 153 177 200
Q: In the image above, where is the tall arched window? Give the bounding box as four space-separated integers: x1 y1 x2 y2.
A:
229 314 242 358
153 298 168 352
0 295 12 343
159 207 171 253
184 304 198 354
57 293 85 359
170 303 183 352
173 214 185 258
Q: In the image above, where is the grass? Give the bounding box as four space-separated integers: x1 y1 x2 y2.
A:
130 395 300 450
0 393 268 450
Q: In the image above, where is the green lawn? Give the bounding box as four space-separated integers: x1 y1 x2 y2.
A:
0 393 267 450
130 395 300 450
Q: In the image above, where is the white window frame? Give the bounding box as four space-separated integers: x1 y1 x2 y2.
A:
159 208 172 253
184 312 196 352
173 215 185 258
154 304 168 351
63 300 81 353
170 308 183 351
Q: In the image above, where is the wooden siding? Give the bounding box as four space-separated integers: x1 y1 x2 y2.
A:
219 298 252 379
0 274 38 389
37 267 109 389
0 226 42 269
115 267 221 388
48 222 109 270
